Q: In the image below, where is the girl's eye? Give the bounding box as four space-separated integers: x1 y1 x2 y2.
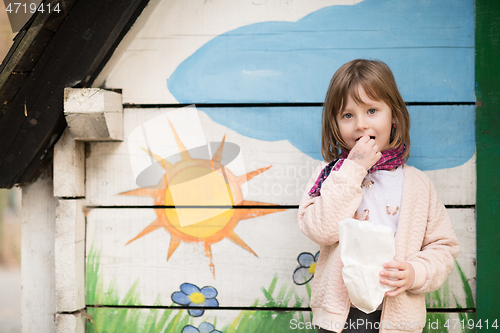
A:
368 108 377 114
342 113 353 119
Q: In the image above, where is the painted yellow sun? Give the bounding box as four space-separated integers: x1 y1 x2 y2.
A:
120 122 284 276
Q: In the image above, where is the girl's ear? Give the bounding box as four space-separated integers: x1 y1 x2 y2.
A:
391 114 398 129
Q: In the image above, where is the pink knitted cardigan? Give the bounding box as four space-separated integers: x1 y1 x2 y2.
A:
297 159 459 333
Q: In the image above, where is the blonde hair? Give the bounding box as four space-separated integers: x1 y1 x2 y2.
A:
321 59 410 162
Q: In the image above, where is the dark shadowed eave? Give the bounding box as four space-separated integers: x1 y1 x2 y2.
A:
0 0 151 188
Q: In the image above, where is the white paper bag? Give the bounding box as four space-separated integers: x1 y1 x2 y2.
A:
338 218 396 314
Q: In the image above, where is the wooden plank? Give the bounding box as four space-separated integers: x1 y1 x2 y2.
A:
85 208 475 308
13 27 54 72
86 107 475 207
0 72 30 116
475 0 500 325
55 199 85 312
105 0 474 104
429 209 476 310
423 155 476 207
85 308 473 333
85 308 317 333
43 0 79 33
92 0 163 88
21 161 57 333
55 312 85 333
53 128 85 197
86 208 314 308
0 0 60 91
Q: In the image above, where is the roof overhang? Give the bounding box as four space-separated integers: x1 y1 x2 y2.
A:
0 0 152 188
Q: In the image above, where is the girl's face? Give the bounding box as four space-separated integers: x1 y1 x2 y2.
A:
336 85 395 152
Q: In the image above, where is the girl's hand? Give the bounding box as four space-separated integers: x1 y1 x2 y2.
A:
347 135 382 171
380 261 415 297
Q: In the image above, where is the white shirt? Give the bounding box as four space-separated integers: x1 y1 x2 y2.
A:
355 166 405 235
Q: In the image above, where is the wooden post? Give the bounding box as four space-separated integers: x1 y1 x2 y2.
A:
21 160 57 332
54 126 87 331
475 0 500 325
53 88 124 332
54 129 85 198
55 199 86 312
55 312 86 333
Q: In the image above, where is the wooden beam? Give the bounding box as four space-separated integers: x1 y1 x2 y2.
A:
64 88 123 141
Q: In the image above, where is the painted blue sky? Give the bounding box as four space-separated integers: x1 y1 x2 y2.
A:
168 0 474 103
200 106 475 170
167 0 475 170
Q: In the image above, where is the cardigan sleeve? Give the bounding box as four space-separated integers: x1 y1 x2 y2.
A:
297 159 367 245
407 180 460 294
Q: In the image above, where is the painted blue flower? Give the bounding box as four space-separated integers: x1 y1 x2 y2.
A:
182 322 223 333
293 251 320 285
171 283 219 317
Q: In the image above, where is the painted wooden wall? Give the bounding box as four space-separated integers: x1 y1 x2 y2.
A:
84 0 476 331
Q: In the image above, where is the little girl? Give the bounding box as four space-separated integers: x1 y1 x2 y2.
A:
298 59 459 333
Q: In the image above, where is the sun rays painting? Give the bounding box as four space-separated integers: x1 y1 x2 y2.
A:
121 108 285 276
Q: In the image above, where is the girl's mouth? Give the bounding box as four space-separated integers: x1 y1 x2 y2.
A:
355 136 376 142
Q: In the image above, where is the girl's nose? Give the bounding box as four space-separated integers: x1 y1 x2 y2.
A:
355 116 369 130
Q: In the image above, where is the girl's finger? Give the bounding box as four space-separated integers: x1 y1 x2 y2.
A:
380 278 404 288
383 261 401 269
385 286 405 297
381 270 402 280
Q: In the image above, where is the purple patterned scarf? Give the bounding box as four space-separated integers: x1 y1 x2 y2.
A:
308 145 406 198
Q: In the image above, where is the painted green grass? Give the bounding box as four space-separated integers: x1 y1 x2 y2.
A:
453 262 476 333
422 261 475 333
85 247 312 332
86 307 191 333
86 246 474 333
85 244 192 332
221 275 316 333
